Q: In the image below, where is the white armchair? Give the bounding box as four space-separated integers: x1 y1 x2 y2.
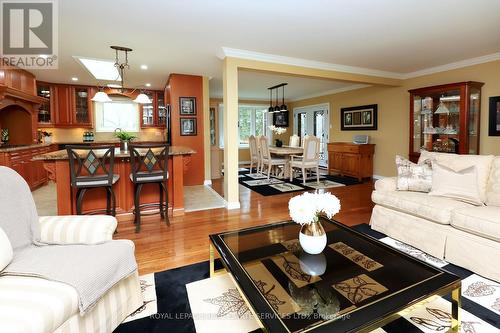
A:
0 166 143 333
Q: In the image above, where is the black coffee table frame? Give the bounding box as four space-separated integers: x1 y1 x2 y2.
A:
209 219 461 333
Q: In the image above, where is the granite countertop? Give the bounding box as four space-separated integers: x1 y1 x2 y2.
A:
0 143 53 152
54 140 167 145
0 140 168 152
33 146 196 160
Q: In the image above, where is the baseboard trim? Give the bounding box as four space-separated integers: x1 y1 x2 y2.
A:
373 174 385 180
226 201 241 210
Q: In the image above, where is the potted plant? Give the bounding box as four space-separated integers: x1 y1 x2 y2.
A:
114 128 137 152
289 192 341 254
268 125 287 147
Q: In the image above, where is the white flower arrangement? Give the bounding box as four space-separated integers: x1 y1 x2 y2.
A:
288 192 341 225
268 125 287 135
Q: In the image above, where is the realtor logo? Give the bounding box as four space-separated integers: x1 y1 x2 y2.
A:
1 0 58 69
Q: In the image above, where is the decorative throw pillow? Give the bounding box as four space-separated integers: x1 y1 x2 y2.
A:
0 227 13 271
429 163 483 206
395 155 433 192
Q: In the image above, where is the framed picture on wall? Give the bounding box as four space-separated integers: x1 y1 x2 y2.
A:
489 96 500 136
273 111 289 127
180 118 197 136
341 104 378 130
180 97 196 115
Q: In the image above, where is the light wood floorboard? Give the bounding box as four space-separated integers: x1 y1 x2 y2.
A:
114 178 375 275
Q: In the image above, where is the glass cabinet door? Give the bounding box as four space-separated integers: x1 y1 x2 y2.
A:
141 91 155 127
73 87 91 124
37 83 52 124
468 88 480 154
157 92 166 127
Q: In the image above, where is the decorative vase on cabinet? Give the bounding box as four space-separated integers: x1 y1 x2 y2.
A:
409 81 483 162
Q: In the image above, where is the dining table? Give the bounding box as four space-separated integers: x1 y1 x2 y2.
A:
268 145 303 178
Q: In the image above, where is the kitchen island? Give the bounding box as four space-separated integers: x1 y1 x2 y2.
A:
33 146 196 219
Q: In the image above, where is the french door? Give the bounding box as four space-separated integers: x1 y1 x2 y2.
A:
293 103 329 167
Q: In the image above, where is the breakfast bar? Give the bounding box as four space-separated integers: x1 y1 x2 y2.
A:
33 146 196 218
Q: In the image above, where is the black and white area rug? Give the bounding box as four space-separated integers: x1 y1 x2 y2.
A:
115 224 500 333
238 169 361 196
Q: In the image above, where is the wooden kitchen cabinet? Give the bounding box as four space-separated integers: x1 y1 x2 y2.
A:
327 142 375 181
0 145 57 190
37 82 94 128
140 90 167 128
36 82 55 126
71 86 94 126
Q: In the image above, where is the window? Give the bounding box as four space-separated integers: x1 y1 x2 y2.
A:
94 96 139 132
218 104 270 147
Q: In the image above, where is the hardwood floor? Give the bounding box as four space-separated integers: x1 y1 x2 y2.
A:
114 178 375 275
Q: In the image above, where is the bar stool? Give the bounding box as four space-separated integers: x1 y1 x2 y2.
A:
129 143 170 233
67 145 119 216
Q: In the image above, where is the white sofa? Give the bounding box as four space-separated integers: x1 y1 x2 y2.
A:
0 215 143 333
370 151 500 283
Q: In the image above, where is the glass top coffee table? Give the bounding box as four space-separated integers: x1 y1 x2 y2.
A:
209 218 461 333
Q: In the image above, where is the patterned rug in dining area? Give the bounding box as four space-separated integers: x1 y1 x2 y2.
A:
238 169 361 196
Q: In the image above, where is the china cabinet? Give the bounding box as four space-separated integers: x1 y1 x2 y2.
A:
409 81 483 162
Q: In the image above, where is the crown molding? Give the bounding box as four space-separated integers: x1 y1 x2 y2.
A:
402 52 500 79
219 47 405 79
219 47 500 81
289 84 370 102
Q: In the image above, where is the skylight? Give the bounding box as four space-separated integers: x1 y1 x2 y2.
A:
75 57 121 81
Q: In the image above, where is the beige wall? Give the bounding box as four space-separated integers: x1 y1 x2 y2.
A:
38 127 166 143
289 60 500 177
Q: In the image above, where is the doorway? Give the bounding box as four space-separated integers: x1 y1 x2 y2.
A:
293 103 329 167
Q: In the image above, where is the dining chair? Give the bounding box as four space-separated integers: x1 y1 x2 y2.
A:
67 145 119 216
289 136 321 185
289 134 300 148
259 136 287 180
301 134 310 148
248 135 260 174
129 143 170 233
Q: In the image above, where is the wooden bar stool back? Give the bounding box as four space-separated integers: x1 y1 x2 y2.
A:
129 143 170 233
66 145 119 216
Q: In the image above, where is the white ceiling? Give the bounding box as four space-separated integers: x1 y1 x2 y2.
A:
31 0 500 98
210 71 365 101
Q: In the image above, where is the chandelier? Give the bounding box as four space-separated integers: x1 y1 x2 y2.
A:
91 45 151 104
267 83 288 113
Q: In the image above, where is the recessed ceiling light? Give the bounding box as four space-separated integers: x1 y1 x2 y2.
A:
106 83 122 88
140 65 148 70
145 83 151 87
71 77 78 81
75 57 121 81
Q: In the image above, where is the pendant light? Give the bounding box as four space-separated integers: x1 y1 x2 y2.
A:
91 87 112 103
133 91 152 104
268 88 274 113
280 84 287 112
273 87 281 113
